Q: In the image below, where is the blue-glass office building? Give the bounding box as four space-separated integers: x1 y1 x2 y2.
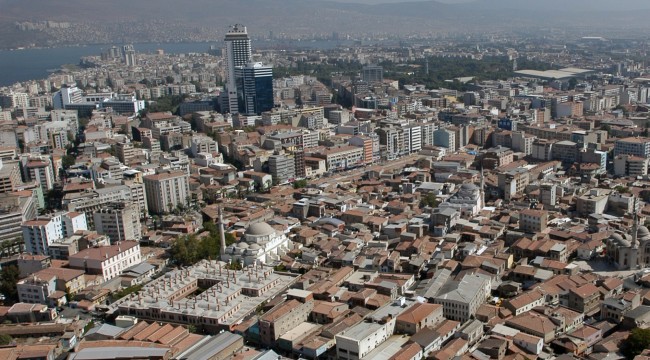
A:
235 62 274 115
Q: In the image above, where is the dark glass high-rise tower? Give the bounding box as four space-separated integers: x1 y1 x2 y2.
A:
235 62 274 115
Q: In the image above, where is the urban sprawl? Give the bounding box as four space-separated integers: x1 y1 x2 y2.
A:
1 25 650 360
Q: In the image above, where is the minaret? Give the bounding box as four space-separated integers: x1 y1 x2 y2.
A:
217 206 227 259
632 196 639 248
479 165 485 210
631 196 639 269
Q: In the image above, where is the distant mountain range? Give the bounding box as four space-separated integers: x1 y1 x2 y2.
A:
1 0 649 43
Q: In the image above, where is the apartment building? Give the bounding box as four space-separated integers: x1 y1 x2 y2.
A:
259 297 314 346
313 145 364 171
268 154 296 184
93 202 142 243
22 212 87 255
614 154 649 177
519 209 549 233
143 170 190 214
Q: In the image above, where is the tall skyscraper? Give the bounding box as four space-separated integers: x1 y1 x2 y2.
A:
235 62 274 115
362 65 384 84
123 44 136 67
224 24 252 114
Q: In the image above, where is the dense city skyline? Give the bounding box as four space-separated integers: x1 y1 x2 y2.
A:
1 2 650 360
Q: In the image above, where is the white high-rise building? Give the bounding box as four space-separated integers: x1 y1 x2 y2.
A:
52 87 83 109
224 24 252 114
123 45 136 67
22 212 88 255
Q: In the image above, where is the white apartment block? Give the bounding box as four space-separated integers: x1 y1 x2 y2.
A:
22 212 87 255
315 146 364 171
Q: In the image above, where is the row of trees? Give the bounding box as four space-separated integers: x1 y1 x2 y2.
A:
275 56 556 95
168 222 236 266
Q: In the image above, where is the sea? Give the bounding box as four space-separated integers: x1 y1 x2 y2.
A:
0 40 358 87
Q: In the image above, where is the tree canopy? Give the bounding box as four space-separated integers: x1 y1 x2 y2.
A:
621 328 650 358
419 192 441 208
0 265 20 303
293 179 308 189
168 222 236 266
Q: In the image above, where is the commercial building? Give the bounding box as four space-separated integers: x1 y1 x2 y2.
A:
259 296 314 346
433 128 456 151
362 65 383 84
190 135 218 157
576 189 609 216
224 24 252 114
0 160 23 194
614 137 650 158
143 170 190 214
115 142 136 166
63 183 148 222
235 62 274 115
17 267 86 306
22 156 56 191
68 241 141 280
0 193 37 244
395 303 444 335
93 202 142 243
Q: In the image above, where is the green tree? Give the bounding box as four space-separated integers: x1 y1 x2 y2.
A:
0 265 20 303
293 179 308 189
621 328 650 358
0 334 12 345
567 77 578 90
419 193 441 208
169 223 236 266
62 155 76 169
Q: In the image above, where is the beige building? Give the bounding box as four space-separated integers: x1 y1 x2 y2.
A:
614 154 649 177
395 303 444 335
576 189 609 216
259 298 314 346
92 202 142 243
519 209 548 233
143 170 190 214
0 160 23 194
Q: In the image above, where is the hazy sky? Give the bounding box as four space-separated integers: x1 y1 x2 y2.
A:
325 0 650 7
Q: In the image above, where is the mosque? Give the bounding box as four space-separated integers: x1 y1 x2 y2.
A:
221 222 291 266
604 200 650 270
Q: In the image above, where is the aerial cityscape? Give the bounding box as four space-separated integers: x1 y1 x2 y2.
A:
1 0 650 359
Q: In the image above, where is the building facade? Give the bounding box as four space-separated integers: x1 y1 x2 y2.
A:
143 170 190 214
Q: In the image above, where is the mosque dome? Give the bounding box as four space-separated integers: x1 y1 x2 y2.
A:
245 222 275 237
